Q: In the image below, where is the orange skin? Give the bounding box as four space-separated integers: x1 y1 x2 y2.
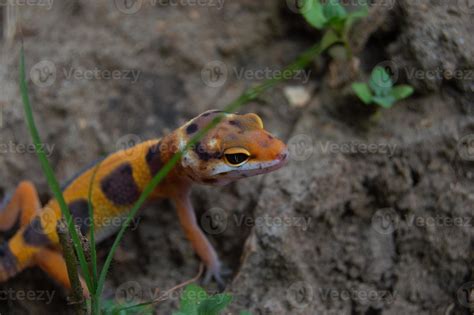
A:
0 110 288 294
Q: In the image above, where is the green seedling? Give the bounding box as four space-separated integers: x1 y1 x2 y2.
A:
100 299 153 315
300 0 368 38
352 66 414 108
173 285 250 315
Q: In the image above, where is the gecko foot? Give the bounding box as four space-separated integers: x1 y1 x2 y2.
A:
202 263 232 291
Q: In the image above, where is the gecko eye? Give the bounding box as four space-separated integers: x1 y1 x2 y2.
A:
224 148 251 166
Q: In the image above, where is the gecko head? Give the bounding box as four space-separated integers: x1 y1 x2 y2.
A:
179 110 289 185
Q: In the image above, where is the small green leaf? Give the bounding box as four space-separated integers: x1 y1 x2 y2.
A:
301 0 327 29
176 284 209 315
323 0 347 20
198 294 233 315
369 66 393 96
352 82 373 104
372 95 397 108
391 85 414 100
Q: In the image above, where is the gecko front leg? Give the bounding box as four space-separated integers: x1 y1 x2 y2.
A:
172 189 225 289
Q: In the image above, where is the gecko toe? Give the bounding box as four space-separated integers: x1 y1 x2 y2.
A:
202 265 229 291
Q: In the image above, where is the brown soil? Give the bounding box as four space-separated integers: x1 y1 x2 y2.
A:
0 1 472 314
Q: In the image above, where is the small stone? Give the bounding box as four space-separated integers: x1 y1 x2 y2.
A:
283 86 311 108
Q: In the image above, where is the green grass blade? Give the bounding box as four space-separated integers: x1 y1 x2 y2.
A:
19 46 93 293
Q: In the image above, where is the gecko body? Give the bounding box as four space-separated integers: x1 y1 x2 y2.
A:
0 110 288 293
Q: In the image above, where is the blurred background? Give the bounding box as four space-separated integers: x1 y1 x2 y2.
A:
0 0 473 314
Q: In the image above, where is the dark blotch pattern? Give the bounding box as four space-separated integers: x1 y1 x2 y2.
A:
23 217 51 247
146 142 163 176
194 142 222 161
186 123 198 134
101 163 140 205
69 199 90 235
229 120 244 132
0 243 17 276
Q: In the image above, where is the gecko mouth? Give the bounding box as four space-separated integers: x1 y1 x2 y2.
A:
251 149 289 174
213 148 289 179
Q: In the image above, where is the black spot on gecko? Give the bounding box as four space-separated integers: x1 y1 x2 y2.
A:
101 163 140 205
146 142 163 176
186 123 198 134
194 142 222 161
23 217 51 247
229 120 244 132
69 199 90 235
0 243 17 276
